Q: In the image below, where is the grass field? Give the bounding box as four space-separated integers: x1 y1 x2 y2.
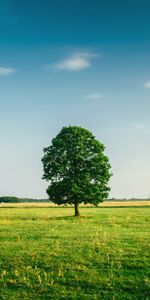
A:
1 200 150 207
0 205 150 299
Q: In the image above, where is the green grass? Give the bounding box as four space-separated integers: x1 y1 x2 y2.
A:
0 206 150 299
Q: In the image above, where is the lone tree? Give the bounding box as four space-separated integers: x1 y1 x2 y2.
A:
42 126 112 216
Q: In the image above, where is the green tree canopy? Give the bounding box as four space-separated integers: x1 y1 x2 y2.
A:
42 126 112 216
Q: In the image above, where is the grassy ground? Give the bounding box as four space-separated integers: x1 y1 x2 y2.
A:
1 200 150 207
0 206 150 299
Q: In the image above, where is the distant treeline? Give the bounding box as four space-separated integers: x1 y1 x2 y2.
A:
0 196 49 203
107 198 150 201
0 196 150 203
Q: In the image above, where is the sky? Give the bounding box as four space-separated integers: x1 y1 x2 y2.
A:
0 0 150 199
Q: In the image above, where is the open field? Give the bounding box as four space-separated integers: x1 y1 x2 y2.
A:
1 200 150 208
0 206 150 299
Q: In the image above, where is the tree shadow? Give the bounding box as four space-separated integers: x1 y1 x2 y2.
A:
43 215 92 221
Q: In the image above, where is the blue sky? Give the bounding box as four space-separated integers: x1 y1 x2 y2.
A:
0 0 150 199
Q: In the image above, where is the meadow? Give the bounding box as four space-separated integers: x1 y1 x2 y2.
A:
0 204 150 299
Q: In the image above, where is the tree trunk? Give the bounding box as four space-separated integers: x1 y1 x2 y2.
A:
74 201 80 217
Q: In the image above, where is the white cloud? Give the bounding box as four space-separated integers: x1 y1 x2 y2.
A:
0 67 16 76
134 123 145 129
53 52 98 71
86 93 103 99
144 81 150 88
134 123 150 134
23 101 30 105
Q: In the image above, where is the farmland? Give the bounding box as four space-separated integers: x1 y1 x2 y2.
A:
0 204 150 299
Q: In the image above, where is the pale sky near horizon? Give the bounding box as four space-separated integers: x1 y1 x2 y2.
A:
0 0 150 199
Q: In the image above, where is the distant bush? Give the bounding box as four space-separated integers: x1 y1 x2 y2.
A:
0 196 20 203
0 196 48 203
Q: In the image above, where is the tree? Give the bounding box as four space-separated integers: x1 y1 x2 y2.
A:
42 126 112 216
